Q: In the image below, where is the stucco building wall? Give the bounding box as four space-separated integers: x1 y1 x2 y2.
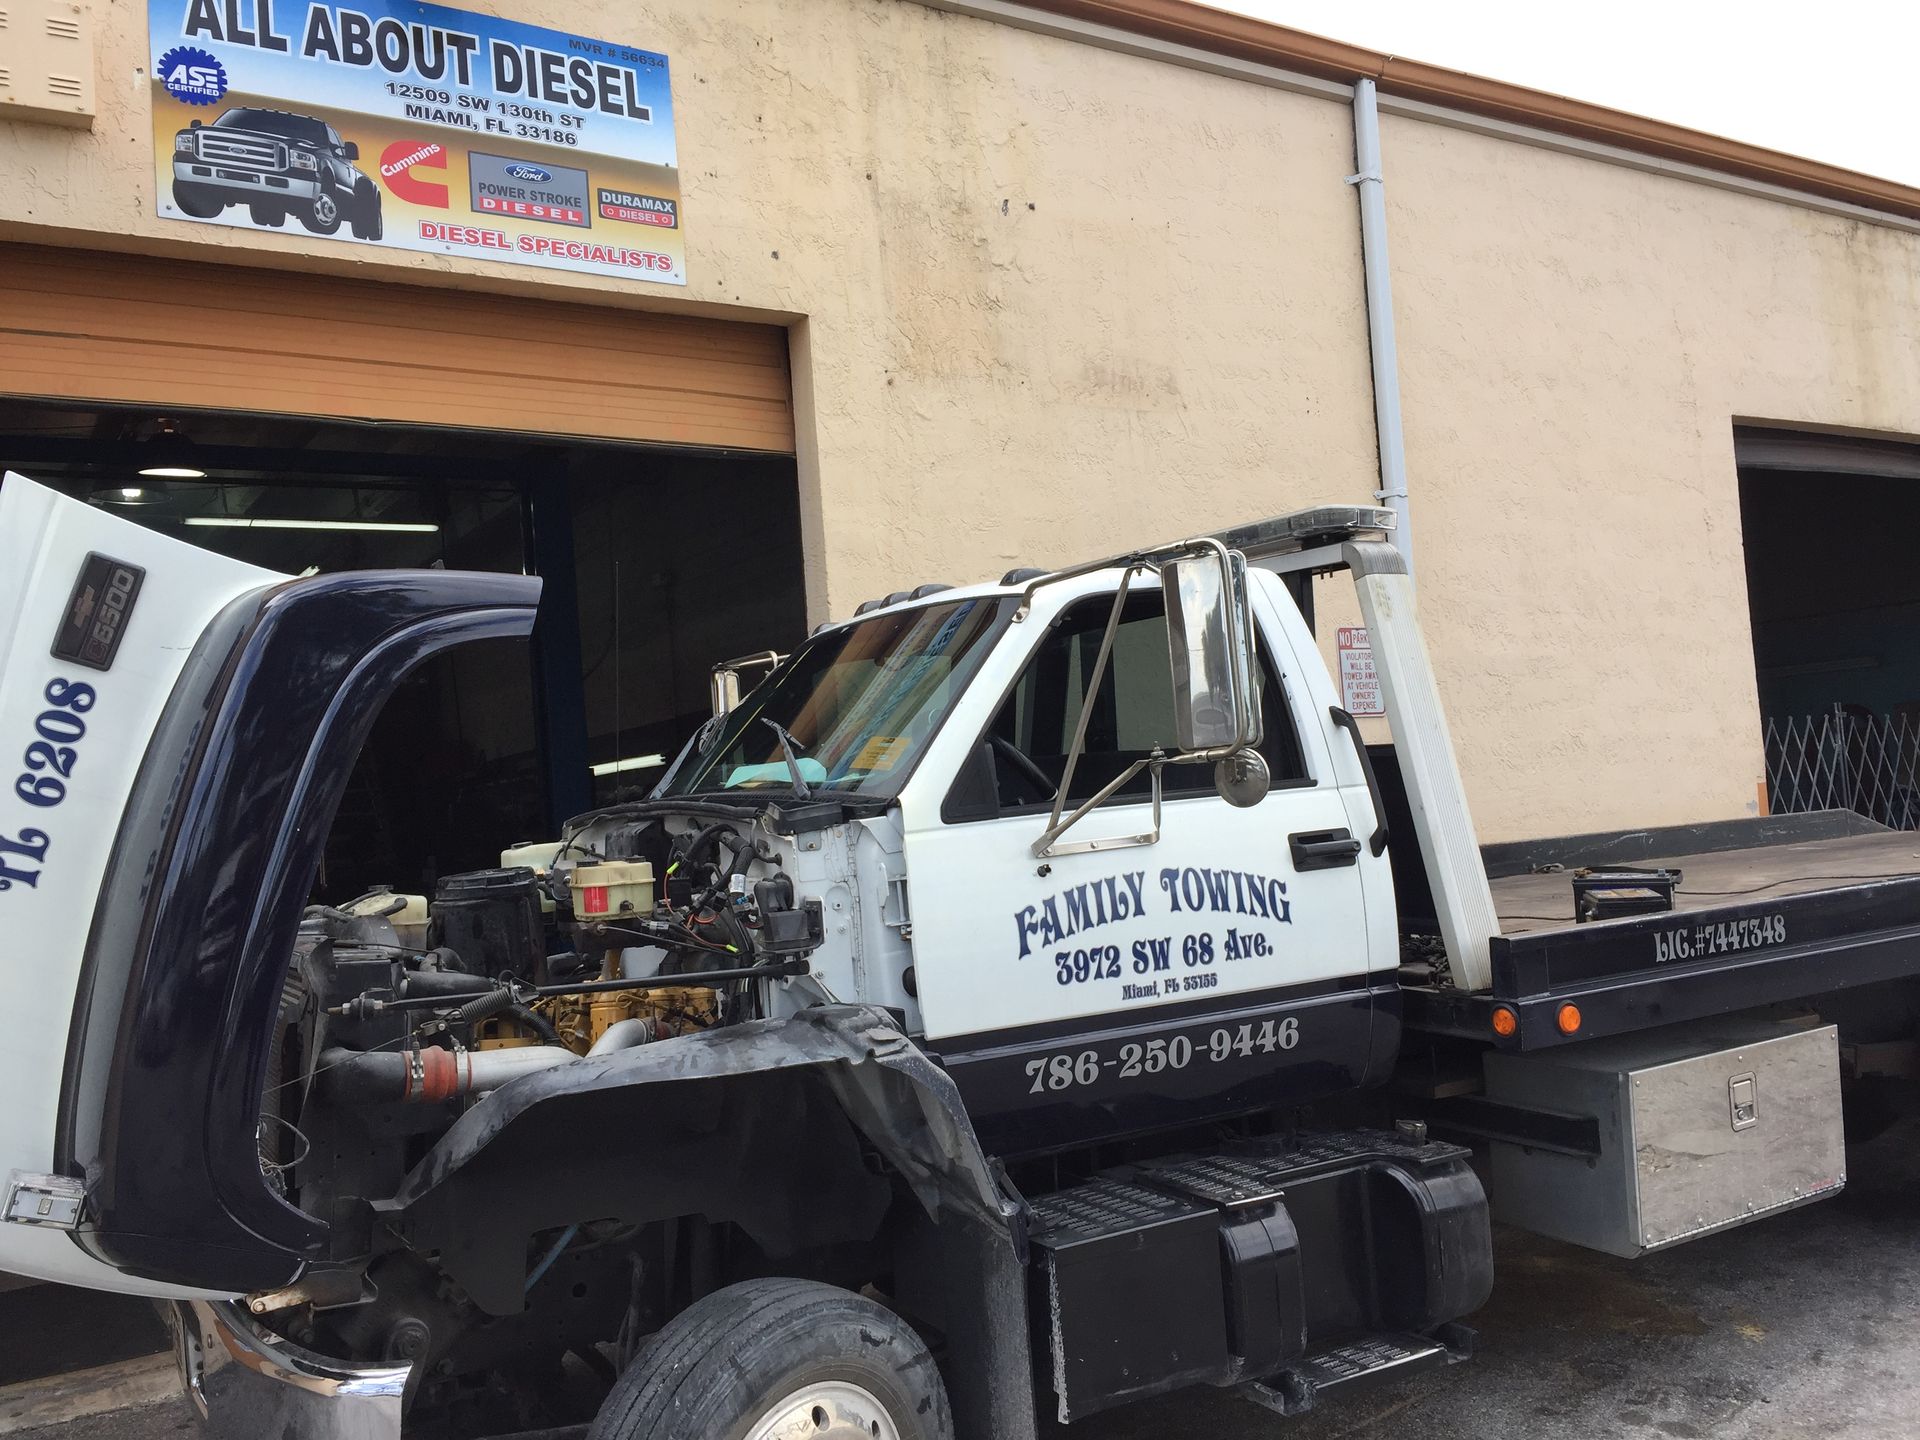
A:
0 0 1383 605
5 0 1920 842
1382 114 1920 840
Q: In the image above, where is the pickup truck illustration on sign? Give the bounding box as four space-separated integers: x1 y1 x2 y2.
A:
171 105 382 238
147 0 684 284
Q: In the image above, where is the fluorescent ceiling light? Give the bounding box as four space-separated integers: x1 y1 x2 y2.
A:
139 464 208 479
590 753 666 777
185 517 440 533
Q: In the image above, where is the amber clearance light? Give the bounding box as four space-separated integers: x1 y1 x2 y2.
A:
1490 1005 1519 1038
1556 1003 1583 1035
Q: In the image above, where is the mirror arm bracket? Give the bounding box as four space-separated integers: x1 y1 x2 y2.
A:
1032 751 1167 859
1027 535 1267 855
1040 568 1144 840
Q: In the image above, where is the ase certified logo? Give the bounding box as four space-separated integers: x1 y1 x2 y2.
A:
504 163 553 183
157 45 227 106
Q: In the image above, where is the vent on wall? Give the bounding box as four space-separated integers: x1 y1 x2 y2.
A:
1 0 94 128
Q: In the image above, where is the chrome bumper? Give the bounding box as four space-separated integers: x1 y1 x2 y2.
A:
170 1298 409 1439
172 158 321 200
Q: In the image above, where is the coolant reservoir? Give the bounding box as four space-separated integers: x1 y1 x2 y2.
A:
342 889 429 951
501 840 563 875
502 840 564 915
573 860 656 920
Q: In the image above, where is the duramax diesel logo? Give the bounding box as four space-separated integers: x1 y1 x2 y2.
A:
597 188 677 228
469 151 589 228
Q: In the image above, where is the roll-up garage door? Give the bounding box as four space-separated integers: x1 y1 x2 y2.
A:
0 244 794 452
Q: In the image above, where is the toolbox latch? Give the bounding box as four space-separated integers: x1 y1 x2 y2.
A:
1728 1072 1758 1131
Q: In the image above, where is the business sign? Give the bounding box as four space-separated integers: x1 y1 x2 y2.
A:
148 0 684 283
1336 626 1384 717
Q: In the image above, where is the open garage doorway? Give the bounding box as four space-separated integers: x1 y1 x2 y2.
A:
1 398 808 897
1737 427 1920 828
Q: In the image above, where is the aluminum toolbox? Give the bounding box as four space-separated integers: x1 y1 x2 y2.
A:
1482 1020 1844 1257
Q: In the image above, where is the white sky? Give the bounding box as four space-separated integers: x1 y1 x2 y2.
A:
1221 1 1920 187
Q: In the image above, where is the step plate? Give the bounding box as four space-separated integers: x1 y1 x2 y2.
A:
1243 1332 1455 1417
1132 1129 1473 1209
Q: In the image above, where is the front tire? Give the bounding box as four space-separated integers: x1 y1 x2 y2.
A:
171 180 224 218
248 203 286 227
350 182 383 241
303 189 341 235
588 1279 953 1440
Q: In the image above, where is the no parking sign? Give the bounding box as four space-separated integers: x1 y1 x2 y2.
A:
1337 626 1384 717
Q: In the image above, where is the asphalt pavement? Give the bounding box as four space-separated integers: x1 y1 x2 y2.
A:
15 1117 1920 1440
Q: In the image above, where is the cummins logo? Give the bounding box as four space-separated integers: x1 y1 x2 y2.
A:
504 163 553 183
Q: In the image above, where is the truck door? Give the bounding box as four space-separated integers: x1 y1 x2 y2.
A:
899 575 1398 1152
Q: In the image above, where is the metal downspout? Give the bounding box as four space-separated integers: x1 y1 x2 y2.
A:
1349 77 1414 578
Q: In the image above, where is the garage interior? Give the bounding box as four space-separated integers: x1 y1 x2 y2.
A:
1737 427 1920 828
0 238 804 903
0 399 807 900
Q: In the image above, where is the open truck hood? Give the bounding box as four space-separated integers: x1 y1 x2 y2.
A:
0 473 542 1297
0 473 278 1295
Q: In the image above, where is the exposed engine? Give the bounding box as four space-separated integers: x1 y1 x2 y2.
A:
253 813 827 1430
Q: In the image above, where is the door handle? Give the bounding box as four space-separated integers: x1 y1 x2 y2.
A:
1290 828 1363 870
1327 706 1390 857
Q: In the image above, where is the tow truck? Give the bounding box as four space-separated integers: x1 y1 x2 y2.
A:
0 468 1912 1439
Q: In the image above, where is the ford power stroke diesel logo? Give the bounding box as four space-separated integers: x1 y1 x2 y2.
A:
158 46 228 106
504 163 553 183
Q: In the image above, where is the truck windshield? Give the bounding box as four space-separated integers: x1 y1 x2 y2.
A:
216 109 327 143
661 596 1006 800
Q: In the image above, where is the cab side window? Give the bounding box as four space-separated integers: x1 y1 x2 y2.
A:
954 590 1308 818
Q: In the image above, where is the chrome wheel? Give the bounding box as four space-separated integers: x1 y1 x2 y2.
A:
312 193 338 226
743 1380 900 1440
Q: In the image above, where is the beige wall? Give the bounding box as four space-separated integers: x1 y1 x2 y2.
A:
7 0 1920 842
1381 115 1920 840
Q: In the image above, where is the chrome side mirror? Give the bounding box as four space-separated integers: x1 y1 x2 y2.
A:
1030 540 1269 858
1161 545 1263 755
708 649 785 719
1214 749 1272 808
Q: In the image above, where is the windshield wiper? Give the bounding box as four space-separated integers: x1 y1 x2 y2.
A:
758 717 814 800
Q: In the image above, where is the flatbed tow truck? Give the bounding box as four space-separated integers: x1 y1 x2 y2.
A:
0 468 1913 1439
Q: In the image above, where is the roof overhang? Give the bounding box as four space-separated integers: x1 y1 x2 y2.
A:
935 0 1920 226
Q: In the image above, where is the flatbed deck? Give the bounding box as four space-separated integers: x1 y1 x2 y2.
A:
1404 817 1920 1051
1491 829 1920 935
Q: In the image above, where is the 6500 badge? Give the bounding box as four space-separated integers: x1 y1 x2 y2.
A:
0 679 98 892
53 554 143 671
